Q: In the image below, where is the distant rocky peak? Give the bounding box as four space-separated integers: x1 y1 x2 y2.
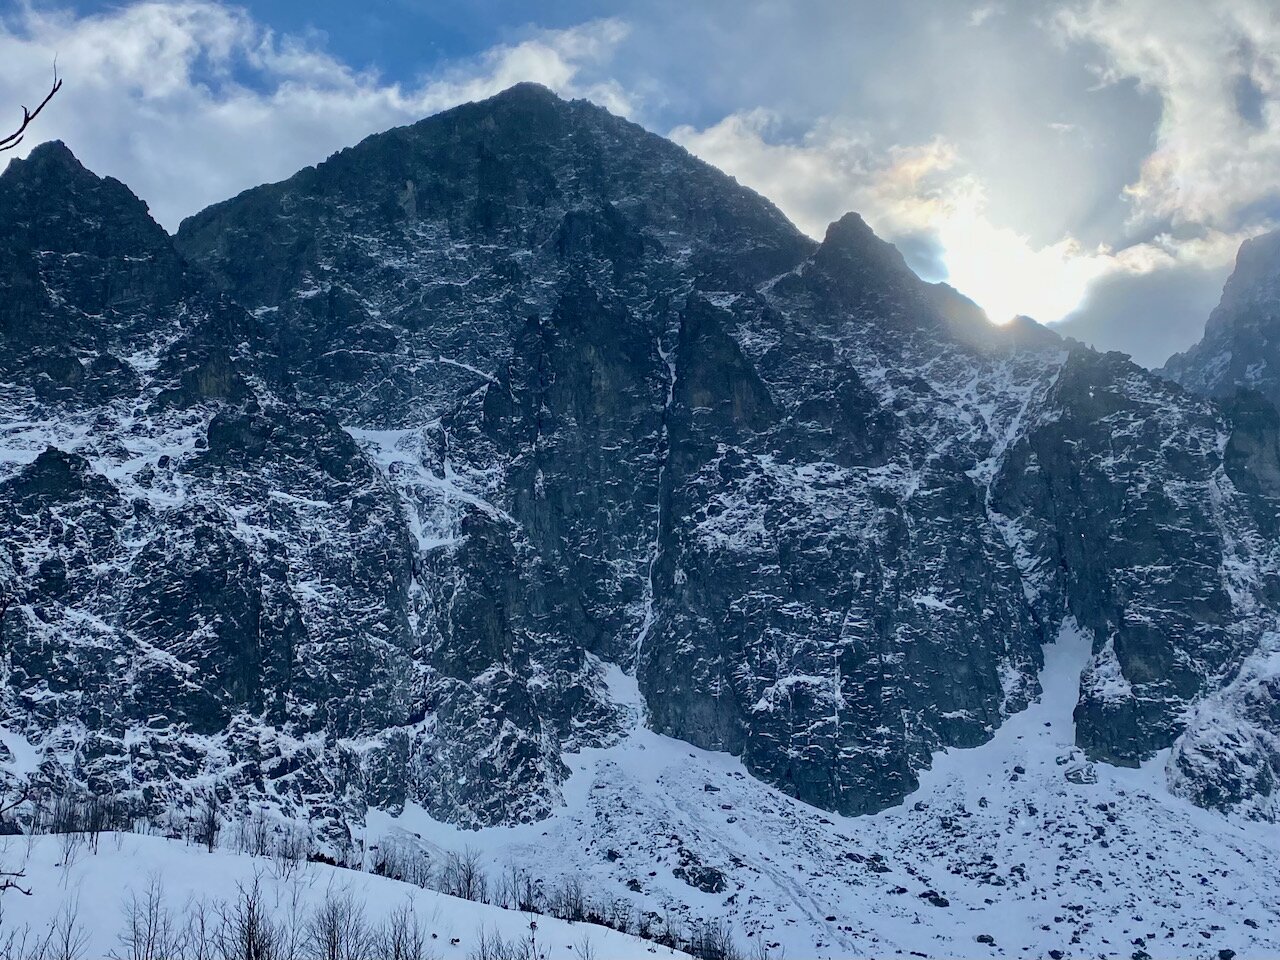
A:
1162 227 1280 408
3 139 84 178
4 139 137 210
813 212 916 278
1215 229 1280 320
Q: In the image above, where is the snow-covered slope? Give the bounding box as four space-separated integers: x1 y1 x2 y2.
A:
3 832 687 960
367 626 1280 959
10 621 1270 959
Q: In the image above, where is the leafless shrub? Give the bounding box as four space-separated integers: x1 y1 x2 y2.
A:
210 876 282 960
43 899 88 960
686 919 742 960
182 899 216 960
235 814 274 860
369 902 433 960
270 827 310 883
305 888 370 960
492 865 538 914
0 923 48 960
56 831 81 877
370 841 431 889
467 928 536 960
439 848 487 904
746 938 784 960
110 876 183 960
196 796 221 855
546 875 586 923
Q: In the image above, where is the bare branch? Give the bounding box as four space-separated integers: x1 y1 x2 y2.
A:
0 785 31 819
0 870 31 897
1 62 63 153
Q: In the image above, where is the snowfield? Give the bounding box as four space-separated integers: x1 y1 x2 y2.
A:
365 623 1280 959
2 832 688 959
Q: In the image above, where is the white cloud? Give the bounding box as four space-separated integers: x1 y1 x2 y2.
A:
1057 0 1280 231
0 2 632 230
671 110 975 244
968 5 1002 28
671 108 1251 324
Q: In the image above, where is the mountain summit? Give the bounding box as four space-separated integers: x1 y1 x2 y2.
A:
1162 228 1280 408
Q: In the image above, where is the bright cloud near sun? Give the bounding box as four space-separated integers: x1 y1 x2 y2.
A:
671 106 1251 325
672 111 1098 323
934 195 1112 325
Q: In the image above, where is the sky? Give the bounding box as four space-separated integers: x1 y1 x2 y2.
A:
2 1 1279 367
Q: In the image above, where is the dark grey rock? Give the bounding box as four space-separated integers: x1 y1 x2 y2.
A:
2 85 1279 838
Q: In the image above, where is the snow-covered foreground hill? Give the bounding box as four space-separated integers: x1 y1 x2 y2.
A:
369 623 1280 959
3 833 687 959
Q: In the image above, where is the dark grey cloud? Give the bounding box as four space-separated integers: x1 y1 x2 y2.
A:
1056 263 1230 369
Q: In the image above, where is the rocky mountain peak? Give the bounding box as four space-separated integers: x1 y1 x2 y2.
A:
814 211 915 277
1 140 166 242
4 139 83 178
1161 227 1280 407
0 140 187 395
1220 228 1280 309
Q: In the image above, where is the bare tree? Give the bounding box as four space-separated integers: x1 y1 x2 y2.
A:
111 876 183 960
211 876 281 960
44 898 88 960
439 848 487 903
306 888 370 960
0 787 32 896
183 898 217 960
1 64 62 153
369 902 432 960
196 794 221 855
686 919 742 960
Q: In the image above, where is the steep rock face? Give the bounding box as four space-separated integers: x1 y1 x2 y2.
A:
2 87 1280 837
1162 228 1280 407
0 143 420 840
638 217 1052 814
990 350 1275 771
1157 232 1280 819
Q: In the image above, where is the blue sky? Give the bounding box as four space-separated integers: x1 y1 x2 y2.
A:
4 0 1279 366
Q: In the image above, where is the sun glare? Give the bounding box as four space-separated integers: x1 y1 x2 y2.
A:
935 196 1110 325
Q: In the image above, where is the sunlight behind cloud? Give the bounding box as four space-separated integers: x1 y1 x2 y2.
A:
672 109 1248 325
935 191 1112 323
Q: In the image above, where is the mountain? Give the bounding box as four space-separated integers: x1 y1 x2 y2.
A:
3 85 1280 954
1162 228 1280 407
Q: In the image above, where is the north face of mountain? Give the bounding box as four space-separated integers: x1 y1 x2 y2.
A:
2 86 1279 843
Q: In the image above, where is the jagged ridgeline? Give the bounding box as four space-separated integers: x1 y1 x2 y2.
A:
2 84 1279 841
